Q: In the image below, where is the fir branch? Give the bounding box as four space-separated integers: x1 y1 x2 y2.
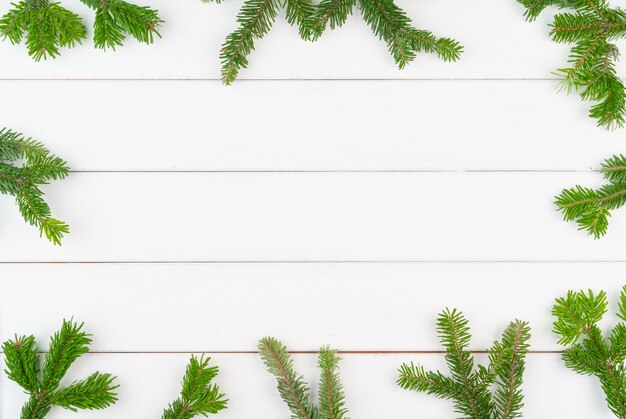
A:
2 335 40 393
285 0 316 39
259 337 349 419
210 0 462 83
555 154 626 238
518 0 626 129
162 355 228 418
79 0 163 50
553 286 626 418
259 337 317 419
318 346 349 419
0 0 86 61
398 309 531 419
603 154 626 184
0 128 69 245
0 0 161 58
492 321 531 419
219 0 282 85
49 373 118 411
2 319 118 419
357 0 462 67
307 0 356 40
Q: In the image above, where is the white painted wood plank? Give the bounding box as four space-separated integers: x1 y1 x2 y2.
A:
0 0 624 80
0 353 614 418
1 172 625 261
2 263 625 352
1 81 621 172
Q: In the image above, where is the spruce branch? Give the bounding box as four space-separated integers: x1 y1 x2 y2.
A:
2 319 118 419
0 0 162 59
78 0 163 50
518 0 626 129
209 0 462 84
0 0 86 61
553 286 626 418
555 154 626 238
307 0 356 41
397 309 531 419
0 128 69 245
162 355 228 418
259 337 349 419
218 0 282 85
318 346 349 419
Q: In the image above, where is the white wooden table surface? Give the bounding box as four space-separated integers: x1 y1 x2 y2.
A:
1 0 625 417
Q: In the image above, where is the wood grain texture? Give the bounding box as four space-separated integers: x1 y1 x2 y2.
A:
0 80 620 172
0 353 614 418
2 1 624 417
2 263 626 352
1 172 625 262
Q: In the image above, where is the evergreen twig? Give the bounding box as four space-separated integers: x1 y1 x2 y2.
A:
555 154 626 238
204 0 462 84
259 337 349 419
79 0 163 50
553 286 626 418
2 319 118 419
0 0 162 59
397 309 531 419
518 0 626 129
162 355 228 418
0 127 69 245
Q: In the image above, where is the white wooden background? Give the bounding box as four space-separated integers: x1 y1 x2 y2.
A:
1 0 626 417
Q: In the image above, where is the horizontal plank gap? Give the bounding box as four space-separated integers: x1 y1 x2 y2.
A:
2 260 626 265
0 350 563 355
69 169 599 174
0 78 564 82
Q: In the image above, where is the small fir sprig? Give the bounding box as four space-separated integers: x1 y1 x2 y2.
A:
203 0 462 84
555 154 626 238
0 0 162 60
79 0 163 50
398 309 531 419
517 0 626 130
0 128 69 245
259 337 349 419
2 319 118 419
162 355 228 418
553 286 626 418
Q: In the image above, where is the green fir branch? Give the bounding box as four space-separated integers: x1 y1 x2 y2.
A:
553 286 626 418
79 0 163 50
307 0 356 40
209 0 462 84
0 0 86 61
518 0 626 129
318 346 349 419
398 309 531 419
2 319 118 419
219 0 282 85
162 355 228 418
555 154 626 238
0 128 69 245
0 0 162 59
259 337 349 419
